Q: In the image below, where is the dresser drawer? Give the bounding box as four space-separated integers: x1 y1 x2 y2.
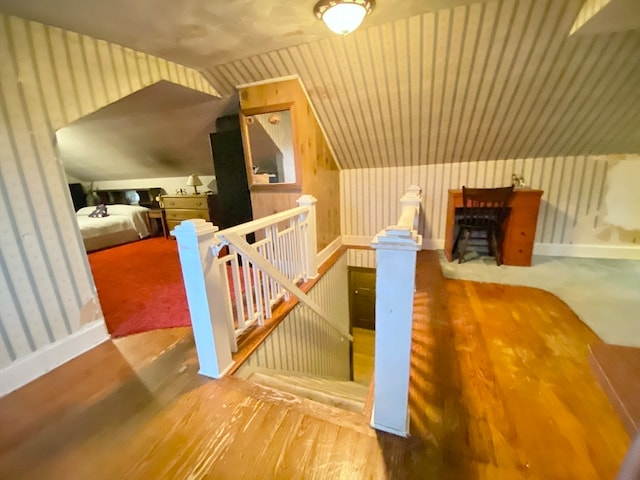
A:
161 194 221 232
503 227 535 265
162 196 208 210
166 219 184 232
165 208 210 222
503 239 535 266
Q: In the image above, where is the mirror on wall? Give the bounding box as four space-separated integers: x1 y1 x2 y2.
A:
242 109 297 186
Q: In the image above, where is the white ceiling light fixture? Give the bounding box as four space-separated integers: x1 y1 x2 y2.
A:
314 0 375 35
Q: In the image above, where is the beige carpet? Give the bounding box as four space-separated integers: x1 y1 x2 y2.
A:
439 251 640 348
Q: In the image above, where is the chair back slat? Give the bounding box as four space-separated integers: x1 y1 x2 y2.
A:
461 186 514 228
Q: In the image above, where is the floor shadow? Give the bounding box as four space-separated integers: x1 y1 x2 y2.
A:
376 250 479 479
0 332 208 475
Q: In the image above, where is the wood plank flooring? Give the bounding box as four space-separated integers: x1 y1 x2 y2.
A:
589 343 640 436
0 250 631 479
353 327 375 385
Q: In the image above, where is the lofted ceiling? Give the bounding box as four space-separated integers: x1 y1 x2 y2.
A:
57 81 238 181
1 0 639 174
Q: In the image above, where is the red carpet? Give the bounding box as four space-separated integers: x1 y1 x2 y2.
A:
88 238 191 337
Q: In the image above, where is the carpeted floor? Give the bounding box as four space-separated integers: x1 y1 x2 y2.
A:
439 250 640 347
88 238 190 337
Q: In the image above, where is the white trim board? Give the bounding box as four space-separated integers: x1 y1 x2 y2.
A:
343 235 441 251
235 74 300 90
341 235 640 260
0 320 109 397
533 243 640 260
342 235 373 247
317 236 343 267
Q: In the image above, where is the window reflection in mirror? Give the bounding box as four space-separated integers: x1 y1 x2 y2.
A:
245 109 295 185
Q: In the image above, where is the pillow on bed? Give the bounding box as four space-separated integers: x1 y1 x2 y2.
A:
88 204 109 218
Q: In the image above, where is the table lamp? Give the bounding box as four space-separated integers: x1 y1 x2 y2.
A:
186 174 203 194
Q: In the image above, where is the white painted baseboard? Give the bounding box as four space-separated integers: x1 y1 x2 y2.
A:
533 243 640 259
0 320 109 397
342 235 640 260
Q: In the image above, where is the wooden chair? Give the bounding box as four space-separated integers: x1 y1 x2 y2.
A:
453 186 514 265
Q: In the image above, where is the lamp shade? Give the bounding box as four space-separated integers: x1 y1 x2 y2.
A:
186 174 202 187
314 0 374 35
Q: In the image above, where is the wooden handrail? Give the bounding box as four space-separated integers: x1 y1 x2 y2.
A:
217 206 308 237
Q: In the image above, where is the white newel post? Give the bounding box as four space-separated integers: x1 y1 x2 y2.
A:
400 184 423 232
371 225 422 437
172 219 234 378
297 194 318 279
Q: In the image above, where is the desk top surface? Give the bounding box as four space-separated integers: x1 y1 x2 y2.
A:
448 188 543 196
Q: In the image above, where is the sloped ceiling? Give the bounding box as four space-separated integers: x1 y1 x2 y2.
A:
206 0 640 168
57 81 238 181
1 0 639 173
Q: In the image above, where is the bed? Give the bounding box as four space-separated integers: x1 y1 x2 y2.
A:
77 204 151 252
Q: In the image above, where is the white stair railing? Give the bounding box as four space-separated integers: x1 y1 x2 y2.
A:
172 194 351 379
370 185 423 437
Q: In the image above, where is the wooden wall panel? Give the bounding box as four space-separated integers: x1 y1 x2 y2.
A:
0 13 219 373
239 78 341 250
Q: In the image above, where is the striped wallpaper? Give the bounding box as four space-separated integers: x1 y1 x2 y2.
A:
237 253 351 380
341 154 640 254
0 13 218 375
347 249 377 270
2 0 639 389
206 0 640 171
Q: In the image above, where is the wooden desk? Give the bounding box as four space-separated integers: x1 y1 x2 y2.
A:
444 188 543 266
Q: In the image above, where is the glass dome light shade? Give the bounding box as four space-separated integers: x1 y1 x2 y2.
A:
322 3 367 35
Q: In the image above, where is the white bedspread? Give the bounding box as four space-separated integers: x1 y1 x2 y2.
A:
77 204 150 250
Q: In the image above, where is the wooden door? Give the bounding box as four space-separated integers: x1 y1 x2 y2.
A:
349 267 376 331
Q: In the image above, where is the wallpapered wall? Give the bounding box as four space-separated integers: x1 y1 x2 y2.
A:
0 13 219 391
341 155 640 257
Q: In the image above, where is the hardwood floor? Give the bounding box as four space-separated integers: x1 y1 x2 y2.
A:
589 343 640 436
0 251 630 479
353 327 375 386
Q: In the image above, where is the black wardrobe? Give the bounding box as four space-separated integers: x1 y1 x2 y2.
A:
209 116 253 231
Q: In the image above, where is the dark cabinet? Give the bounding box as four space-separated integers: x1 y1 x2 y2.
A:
210 127 253 230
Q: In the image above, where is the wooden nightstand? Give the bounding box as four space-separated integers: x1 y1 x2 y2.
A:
147 208 168 238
